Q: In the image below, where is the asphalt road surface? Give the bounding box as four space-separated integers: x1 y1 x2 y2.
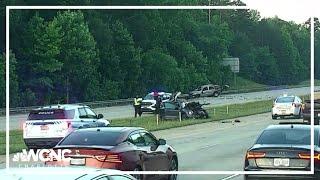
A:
0 86 316 131
0 112 304 180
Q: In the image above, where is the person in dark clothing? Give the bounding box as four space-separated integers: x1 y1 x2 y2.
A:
133 96 142 117
155 97 162 115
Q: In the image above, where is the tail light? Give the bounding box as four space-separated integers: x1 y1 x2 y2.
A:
246 151 266 159
95 154 122 163
298 152 320 159
298 152 320 163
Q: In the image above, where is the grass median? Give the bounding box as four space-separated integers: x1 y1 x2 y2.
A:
0 99 275 155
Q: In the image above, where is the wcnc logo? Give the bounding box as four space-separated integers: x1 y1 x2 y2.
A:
12 149 72 162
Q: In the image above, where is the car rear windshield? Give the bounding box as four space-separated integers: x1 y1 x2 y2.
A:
28 109 75 120
256 129 319 145
276 97 295 103
144 94 154 100
59 131 122 146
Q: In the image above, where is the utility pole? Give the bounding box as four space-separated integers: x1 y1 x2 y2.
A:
66 76 69 104
208 0 211 24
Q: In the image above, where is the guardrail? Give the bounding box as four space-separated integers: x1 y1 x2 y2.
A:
0 85 315 116
0 98 134 115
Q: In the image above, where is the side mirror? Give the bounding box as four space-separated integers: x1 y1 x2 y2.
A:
97 114 104 119
158 138 166 145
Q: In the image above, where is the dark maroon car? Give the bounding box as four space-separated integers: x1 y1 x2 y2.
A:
46 127 178 180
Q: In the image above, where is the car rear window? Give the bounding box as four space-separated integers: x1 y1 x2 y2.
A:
28 109 75 120
59 131 122 146
276 97 295 103
144 94 154 100
256 129 319 145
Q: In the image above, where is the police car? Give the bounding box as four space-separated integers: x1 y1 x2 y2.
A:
272 94 303 119
23 104 110 149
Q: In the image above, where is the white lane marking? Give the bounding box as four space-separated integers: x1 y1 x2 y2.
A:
220 174 240 180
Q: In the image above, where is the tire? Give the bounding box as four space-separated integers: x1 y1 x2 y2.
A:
296 109 302 119
168 157 178 180
213 91 219 97
132 167 143 180
272 115 277 120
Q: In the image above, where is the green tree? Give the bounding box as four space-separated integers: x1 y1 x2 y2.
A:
52 10 100 102
20 14 63 104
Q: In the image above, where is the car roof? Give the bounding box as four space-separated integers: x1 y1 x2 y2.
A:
276 95 296 98
34 104 88 111
74 126 145 133
0 167 132 180
147 92 171 95
265 124 320 131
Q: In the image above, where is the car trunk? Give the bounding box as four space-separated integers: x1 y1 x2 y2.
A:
250 145 312 169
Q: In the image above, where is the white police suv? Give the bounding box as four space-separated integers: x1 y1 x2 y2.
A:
23 104 110 149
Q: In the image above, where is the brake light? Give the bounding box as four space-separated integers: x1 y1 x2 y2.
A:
95 154 122 163
298 153 320 160
246 151 266 159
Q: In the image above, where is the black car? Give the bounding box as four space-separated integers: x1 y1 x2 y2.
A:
47 127 178 180
159 101 193 120
244 124 320 179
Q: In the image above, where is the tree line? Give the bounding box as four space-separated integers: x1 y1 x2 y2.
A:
0 0 318 107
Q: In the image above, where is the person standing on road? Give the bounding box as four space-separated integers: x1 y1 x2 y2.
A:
133 96 142 118
153 90 160 114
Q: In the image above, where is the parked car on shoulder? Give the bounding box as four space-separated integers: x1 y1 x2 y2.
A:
141 92 172 113
23 104 110 149
46 127 178 180
189 84 223 98
271 94 302 119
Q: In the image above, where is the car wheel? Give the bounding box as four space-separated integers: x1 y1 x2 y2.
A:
272 115 277 120
213 91 219 97
168 158 178 180
132 167 143 180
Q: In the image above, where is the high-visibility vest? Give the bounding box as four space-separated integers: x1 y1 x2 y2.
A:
134 98 142 106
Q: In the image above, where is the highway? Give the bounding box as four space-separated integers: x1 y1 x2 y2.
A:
0 86 316 131
0 112 303 180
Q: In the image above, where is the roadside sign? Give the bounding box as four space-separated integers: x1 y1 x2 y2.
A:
222 58 239 73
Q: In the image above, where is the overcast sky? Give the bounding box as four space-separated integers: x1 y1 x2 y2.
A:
241 0 319 24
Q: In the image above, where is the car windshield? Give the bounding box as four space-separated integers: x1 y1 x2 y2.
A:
28 109 75 120
276 97 295 103
256 128 318 145
144 94 154 100
59 131 122 146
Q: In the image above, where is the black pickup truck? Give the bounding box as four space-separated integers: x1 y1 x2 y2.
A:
302 98 320 125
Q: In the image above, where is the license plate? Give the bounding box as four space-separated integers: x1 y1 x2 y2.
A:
274 158 289 167
281 110 286 114
70 158 85 166
40 125 49 131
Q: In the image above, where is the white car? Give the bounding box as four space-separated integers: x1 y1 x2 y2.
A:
272 95 303 119
141 92 172 113
23 104 110 149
